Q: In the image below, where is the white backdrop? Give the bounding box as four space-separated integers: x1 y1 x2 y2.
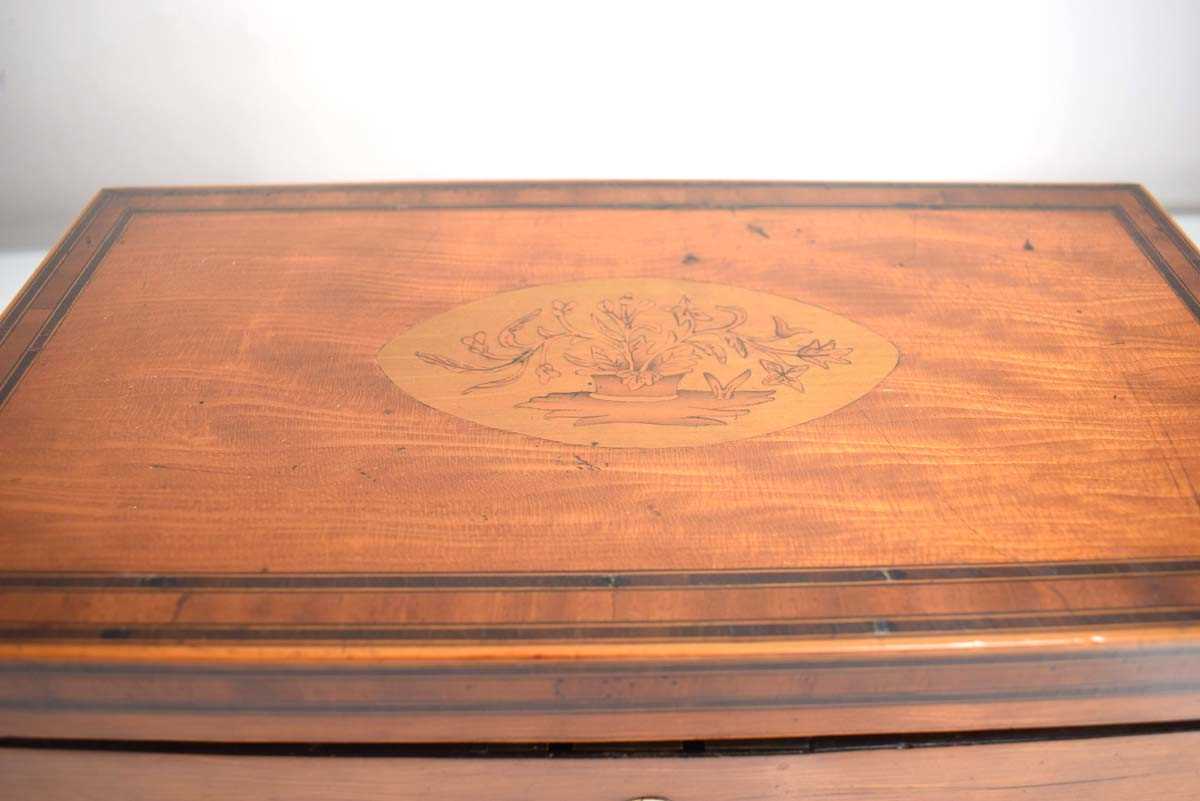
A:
1 0 1199 250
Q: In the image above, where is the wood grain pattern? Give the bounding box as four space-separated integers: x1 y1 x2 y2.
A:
0 182 1198 742
4 729 1200 800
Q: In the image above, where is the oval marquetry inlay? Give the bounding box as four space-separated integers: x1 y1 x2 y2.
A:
378 278 898 449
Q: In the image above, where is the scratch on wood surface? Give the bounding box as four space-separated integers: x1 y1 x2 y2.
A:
1041 580 1074 613
169 592 191 624
573 454 600 471
980 771 1155 790
148 463 235 475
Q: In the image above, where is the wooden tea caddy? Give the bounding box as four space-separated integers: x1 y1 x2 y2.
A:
1 182 1199 799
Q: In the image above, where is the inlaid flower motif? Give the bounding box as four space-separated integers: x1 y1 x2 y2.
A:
794 339 853 369
759 358 808 391
597 294 655 328
535 362 562 384
417 290 850 400
460 331 490 356
669 294 713 327
723 331 749 358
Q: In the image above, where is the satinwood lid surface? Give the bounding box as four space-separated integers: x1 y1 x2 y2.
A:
1 182 1199 743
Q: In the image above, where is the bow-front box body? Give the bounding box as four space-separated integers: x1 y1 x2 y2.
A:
2 183 1199 799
